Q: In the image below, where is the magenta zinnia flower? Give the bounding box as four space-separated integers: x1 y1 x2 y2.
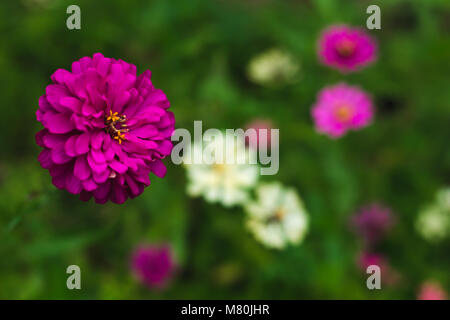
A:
131 244 175 289
36 53 175 204
311 83 374 138
351 203 395 246
357 252 387 271
318 25 377 73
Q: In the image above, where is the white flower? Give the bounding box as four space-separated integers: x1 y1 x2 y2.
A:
436 188 450 210
416 188 450 242
245 182 308 249
247 48 300 86
184 133 259 207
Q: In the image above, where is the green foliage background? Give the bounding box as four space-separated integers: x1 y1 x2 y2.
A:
0 0 449 299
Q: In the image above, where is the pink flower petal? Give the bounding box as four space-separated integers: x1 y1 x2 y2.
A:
74 155 91 180
75 132 91 155
43 112 75 134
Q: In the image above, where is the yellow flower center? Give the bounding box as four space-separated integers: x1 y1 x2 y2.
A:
334 104 353 122
105 110 128 144
336 40 356 57
212 163 228 174
267 208 286 223
274 208 286 220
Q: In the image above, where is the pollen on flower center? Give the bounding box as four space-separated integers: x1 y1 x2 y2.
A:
274 208 286 220
105 110 129 144
212 163 227 173
334 104 353 122
336 39 356 57
266 208 286 224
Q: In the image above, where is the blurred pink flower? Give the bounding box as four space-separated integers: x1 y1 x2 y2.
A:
311 83 374 138
36 53 175 204
357 252 399 286
245 118 274 150
358 252 387 271
417 282 447 300
351 203 395 245
131 244 176 289
318 25 377 73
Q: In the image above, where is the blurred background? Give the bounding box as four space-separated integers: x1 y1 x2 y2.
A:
0 0 449 299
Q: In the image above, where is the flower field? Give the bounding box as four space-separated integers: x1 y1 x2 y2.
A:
0 0 449 299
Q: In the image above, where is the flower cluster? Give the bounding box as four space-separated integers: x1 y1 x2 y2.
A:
350 189 450 294
185 26 376 247
183 128 309 250
351 204 398 286
36 53 175 204
312 24 448 296
312 25 377 139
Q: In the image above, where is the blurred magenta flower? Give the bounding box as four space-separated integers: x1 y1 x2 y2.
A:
131 244 175 289
417 282 447 300
318 25 377 73
35 53 175 204
351 203 395 245
311 83 374 138
357 252 399 286
245 118 274 150
357 252 387 271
